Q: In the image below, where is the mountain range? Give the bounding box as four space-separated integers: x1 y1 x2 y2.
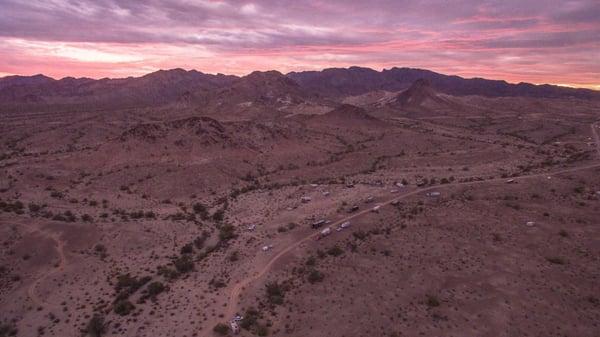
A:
1 66 598 111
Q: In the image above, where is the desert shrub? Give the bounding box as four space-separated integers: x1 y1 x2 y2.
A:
82 214 93 222
50 191 63 199
240 308 260 330
228 251 239 262
193 233 209 249
146 281 165 297
173 255 194 273
0 321 18 337
558 229 569 237
209 278 226 288
180 243 193 255
157 266 179 280
85 315 106 337
265 281 285 305
192 203 209 219
129 211 144 219
56 213 70 222
305 256 316 266
212 209 225 222
352 230 368 240
327 245 343 257
307 269 324 284
218 224 236 242
213 323 230 335
115 274 150 301
28 203 41 212
426 295 440 307
546 257 566 265
113 300 135 316
64 210 77 222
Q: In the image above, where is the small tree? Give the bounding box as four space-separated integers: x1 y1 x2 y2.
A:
265 281 285 305
113 300 135 316
212 209 225 222
85 315 107 337
219 224 236 242
147 281 165 297
173 255 194 273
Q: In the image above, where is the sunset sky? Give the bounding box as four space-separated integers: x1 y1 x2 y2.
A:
0 0 598 89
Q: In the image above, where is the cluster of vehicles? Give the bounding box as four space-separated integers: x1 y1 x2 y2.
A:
316 220 352 240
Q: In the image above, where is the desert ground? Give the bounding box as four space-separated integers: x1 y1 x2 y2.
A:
1 70 600 337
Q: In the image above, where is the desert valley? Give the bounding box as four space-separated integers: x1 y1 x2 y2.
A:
1 66 600 337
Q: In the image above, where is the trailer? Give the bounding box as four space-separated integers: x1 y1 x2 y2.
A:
312 219 326 228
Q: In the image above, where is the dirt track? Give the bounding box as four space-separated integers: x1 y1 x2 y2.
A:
25 230 66 309
219 122 600 324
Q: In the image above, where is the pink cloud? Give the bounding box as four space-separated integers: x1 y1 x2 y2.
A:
0 0 598 88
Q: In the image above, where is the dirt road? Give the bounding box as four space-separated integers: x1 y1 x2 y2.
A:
220 160 600 323
26 230 67 308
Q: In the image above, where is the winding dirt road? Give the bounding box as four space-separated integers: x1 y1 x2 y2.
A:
26 230 67 308
220 121 600 322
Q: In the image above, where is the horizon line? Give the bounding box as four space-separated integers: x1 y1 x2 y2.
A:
1 66 599 92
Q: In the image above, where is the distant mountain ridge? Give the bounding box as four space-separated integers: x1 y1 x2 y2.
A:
287 66 600 99
0 66 598 109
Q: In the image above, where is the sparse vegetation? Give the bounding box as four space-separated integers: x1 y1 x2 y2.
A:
173 255 194 273
546 257 566 265
307 269 324 283
426 295 440 307
84 315 106 337
265 281 285 305
213 323 230 335
218 223 236 242
113 300 135 316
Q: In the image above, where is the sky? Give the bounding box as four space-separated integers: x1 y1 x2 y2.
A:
0 0 599 89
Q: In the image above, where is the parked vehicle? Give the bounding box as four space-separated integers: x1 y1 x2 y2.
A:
320 227 331 236
312 219 326 228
